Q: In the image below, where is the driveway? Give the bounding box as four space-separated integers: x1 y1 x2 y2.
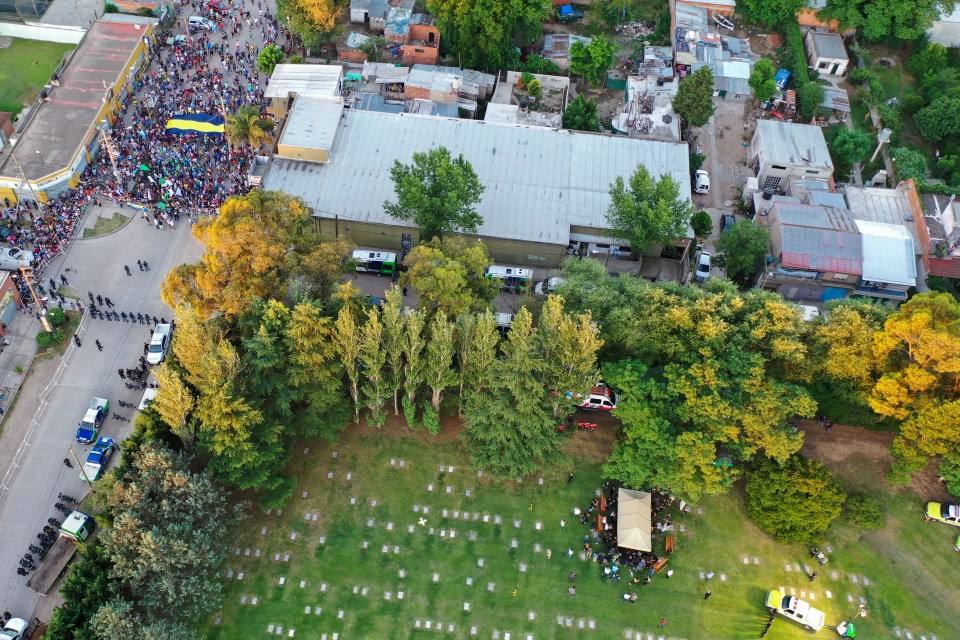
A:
0 211 200 619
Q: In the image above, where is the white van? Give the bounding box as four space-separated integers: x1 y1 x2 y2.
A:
146 323 173 365
0 246 34 270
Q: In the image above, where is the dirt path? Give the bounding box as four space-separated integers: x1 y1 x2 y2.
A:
798 418 950 502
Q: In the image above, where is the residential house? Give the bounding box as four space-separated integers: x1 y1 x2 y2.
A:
749 120 833 193
675 2 755 99
349 0 389 31
921 192 960 281
403 23 440 65
265 64 343 119
339 32 371 64
611 75 680 140
805 30 848 76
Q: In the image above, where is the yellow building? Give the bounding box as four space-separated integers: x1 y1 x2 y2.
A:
0 15 157 203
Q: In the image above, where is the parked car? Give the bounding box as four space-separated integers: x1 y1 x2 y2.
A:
534 277 566 295
556 4 584 21
205 0 226 13
694 170 710 194
694 251 712 283
569 384 618 411
926 502 960 526
76 397 108 444
81 436 116 482
146 323 173 365
720 213 736 233
188 15 215 31
765 590 825 631
0 618 28 640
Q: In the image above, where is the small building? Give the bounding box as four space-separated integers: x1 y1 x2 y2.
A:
487 70 570 128
403 23 440 65
339 32 371 64
805 30 848 76
762 201 863 303
749 120 833 193
542 34 591 70
265 64 343 119
274 96 344 164
854 220 917 299
350 0 389 31
0 271 24 330
921 191 960 281
612 75 680 141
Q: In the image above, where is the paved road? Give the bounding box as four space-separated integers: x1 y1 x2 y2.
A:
0 212 200 618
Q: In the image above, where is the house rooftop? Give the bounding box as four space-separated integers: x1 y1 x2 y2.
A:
808 31 848 60
265 64 343 100
277 97 344 155
755 120 833 171
262 108 690 247
843 185 922 255
773 202 863 274
855 219 917 286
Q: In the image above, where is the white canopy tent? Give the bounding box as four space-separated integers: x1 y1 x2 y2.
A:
616 488 652 552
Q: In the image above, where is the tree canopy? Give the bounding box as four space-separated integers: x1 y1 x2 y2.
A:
831 128 874 167
915 96 960 142
256 44 284 75
745 456 846 543
748 58 778 103
605 165 694 253
225 105 276 150
402 237 498 315
162 190 349 318
714 219 770 287
821 0 954 41
562 94 601 132
738 0 806 27
570 35 616 87
383 146 485 240
672 66 716 127
426 0 550 70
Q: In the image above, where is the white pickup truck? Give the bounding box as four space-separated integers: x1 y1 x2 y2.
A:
765 589 825 631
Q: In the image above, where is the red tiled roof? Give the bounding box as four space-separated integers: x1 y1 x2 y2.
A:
928 257 960 279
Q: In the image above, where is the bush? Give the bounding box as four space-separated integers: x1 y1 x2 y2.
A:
46 307 66 328
36 329 65 348
288 55 304 64
402 396 418 429
690 210 713 239
848 66 878 86
104 2 118 12
843 495 884 531
422 405 441 435
938 457 960 498
690 152 706 173
136 6 154 16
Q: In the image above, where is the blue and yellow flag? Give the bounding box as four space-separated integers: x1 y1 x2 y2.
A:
165 113 225 136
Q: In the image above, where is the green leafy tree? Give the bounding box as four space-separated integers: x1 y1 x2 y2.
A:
797 82 825 121
334 304 362 420
384 146 485 240
427 0 550 70
938 457 960 498
562 94 601 132
831 128 874 166
843 495 885 531
745 456 847 543
526 78 542 99
464 308 560 476
225 105 276 150
606 165 694 253
690 209 713 240
915 97 960 142
423 311 456 411
401 308 427 411
536 295 603 422
570 35 616 87
357 35 388 62
358 306 388 427
380 287 406 415
672 65 715 127
748 58 778 103
892 146 928 183
714 219 770 287
256 44 284 74
821 0 953 41
47 541 114 640
92 598 201 640
455 311 500 411
402 237 498 315
738 0 805 26
100 445 244 629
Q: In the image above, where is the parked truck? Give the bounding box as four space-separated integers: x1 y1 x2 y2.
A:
76 397 108 444
81 436 116 482
27 511 94 595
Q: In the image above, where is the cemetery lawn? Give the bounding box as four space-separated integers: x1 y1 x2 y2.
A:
201 421 958 640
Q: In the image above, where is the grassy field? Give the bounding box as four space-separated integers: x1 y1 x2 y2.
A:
82 213 130 238
0 39 74 117
201 422 957 640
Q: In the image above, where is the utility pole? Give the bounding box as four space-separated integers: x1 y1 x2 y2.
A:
98 127 122 187
68 446 93 485
17 267 52 332
7 152 45 210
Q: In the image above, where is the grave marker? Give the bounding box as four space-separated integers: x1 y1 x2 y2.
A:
302 491 308 498
279 577 286 585
466 577 473 585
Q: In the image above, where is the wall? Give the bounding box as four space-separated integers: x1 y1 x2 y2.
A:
504 71 570 93
339 48 368 64
276 144 329 163
0 22 85 44
403 44 439 65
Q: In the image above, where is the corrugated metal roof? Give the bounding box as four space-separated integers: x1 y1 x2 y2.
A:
855 220 917 285
756 120 833 171
821 87 850 112
675 2 708 31
773 202 862 273
262 109 691 247
807 190 847 209
542 34 591 60
278 97 344 152
266 64 342 99
809 31 848 60
844 185 922 255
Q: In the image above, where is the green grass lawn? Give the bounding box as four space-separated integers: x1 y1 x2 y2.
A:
201 424 957 640
82 213 130 238
0 39 74 117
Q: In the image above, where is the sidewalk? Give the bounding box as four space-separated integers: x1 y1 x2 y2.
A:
0 311 44 414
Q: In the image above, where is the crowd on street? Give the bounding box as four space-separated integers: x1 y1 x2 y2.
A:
1 0 295 288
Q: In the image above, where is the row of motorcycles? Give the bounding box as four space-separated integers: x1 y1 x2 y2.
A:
18 494 78 576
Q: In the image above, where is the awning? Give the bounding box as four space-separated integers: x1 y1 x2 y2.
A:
616 488 652 551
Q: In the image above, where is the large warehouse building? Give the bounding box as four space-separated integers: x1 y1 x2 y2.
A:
0 15 157 203
261 87 692 267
